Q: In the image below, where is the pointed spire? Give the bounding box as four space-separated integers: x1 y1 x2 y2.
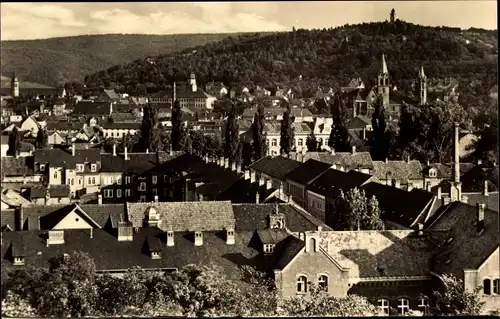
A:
381 54 388 74
419 65 426 78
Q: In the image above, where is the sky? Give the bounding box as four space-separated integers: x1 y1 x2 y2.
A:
1 1 497 41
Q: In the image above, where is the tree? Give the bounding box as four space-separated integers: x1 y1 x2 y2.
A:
328 93 351 152
333 188 384 231
280 102 295 155
35 128 48 149
433 273 484 316
171 101 185 151
370 95 388 160
306 132 319 152
224 103 241 164
251 104 267 161
7 126 22 156
138 103 161 152
2 292 38 317
390 8 396 23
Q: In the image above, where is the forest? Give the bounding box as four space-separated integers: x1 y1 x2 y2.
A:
1 32 260 87
75 20 497 107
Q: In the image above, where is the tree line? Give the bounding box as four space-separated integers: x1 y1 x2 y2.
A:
1 251 484 317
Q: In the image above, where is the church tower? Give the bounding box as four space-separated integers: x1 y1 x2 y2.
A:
189 73 197 92
376 54 390 106
417 65 428 106
11 74 19 97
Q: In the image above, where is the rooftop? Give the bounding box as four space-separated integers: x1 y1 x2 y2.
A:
284 159 332 185
249 156 302 181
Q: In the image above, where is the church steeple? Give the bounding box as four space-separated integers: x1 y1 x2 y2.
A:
417 65 427 106
11 73 19 98
377 54 390 106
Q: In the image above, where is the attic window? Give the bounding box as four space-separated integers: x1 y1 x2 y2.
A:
39 164 45 172
151 251 161 260
429 169 437 178
76 164 84 172
91 164 97 172
263 244 275 254
13 257 25 265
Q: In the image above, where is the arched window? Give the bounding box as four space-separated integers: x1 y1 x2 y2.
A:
309 238 316 252
493 279 500 295
377 299 390 315
484 279 491 295
297 276 308 293
318 275 328 291
397 298 409 315
418 297 429 315
272 139 277 146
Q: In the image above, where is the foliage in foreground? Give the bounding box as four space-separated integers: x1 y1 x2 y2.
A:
432 273 485 316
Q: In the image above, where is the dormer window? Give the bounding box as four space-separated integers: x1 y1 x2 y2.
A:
91 164 97 172
429 168 437 178
13 256 25 265
263 244 275 254
76 164 84 172
39 164 45 172
151 251 161 259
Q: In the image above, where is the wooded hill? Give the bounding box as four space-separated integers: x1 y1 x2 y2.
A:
1 33 263 87
79 20 497 107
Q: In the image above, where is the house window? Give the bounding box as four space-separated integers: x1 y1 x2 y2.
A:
397 298 409 315
484 279 491 294
53 171 58 179
104 189 113 198
39 164 45 172
298 138 303 146
139 182 146 191
152 188 158 196
125 189 131 197
418 297 429 315
297 276 308 293
429 169 437 178
78 178 82 185
116 189 122 198
164 175 169 182
139 195 146 202
13 257 25 265
92 177 96 185
318 275 328 291
493 279 499 294
88 177 92 185
117 176 122 185
152 176 158 185
263 244 275 254
271 139 277 147
378 299 390 315
91 164 97 172
125 176 131 184
76 164 84 172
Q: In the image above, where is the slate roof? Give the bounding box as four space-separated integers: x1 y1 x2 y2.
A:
318 230 442 277
361 182 436 228
428 201 499 279
1 189 32 208
109 112 140 123
151 90 213 99
1 228 299 278
425 163 452 179
217 179 277 203
249 156 302 181
232 203 330 232
372 160 423 181
242 107 313 119
1 156 34 176
303 151 374 170
1 210 16 231
101 122 141 130
285 159 332 185
126 201 235 231
101 89 121 101
72 101 111 116
308 169 374 198
187 161 243 198
20 203 126 230
34 147 101 168
46 121 83 131
263 121 311 135
29 185 70 199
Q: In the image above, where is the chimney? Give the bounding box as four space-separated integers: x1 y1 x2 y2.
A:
17 205 24 231
437 186 442 200
394 180 401 189
226 227 235 245
426 160 430 167
417 223 424 236
236 163 242 173
244 170 250 180
113 144 117 156
124 147 129 160
89 228 93 239
146 148 149 154
450 122 462 202
406 156 410 163
199 193 204 201
331 148 335 155
98 194 103 205
166 228 175 247
266 179 272 190
250 171 256 183
194 231 203 246
118 222 133 241
231 161 237 172
351 146 356 154
483 180 489 196
362 128 366 140
224 158 230 169
385 158 389 164
72 143 75 156
219 157 225 167
259 177 265 187
47 230 64 246
477 203 485 233
477 159 483 166
256 192 260 203
154 195 159 202
173 81 177 101
407 181 413 192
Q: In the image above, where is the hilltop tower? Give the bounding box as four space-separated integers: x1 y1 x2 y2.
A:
189 73 197 92
417 65 428 106
376 54 390 106
11 74 19 97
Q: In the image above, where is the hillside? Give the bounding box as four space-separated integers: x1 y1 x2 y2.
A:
0 33 267 87
80 21 498 107
0 75 54 89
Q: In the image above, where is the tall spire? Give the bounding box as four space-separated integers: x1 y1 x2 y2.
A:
381 54 388 74
419 65 426 78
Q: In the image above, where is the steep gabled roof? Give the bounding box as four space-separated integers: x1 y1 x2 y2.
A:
372 160 423 181
284 159 332 185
